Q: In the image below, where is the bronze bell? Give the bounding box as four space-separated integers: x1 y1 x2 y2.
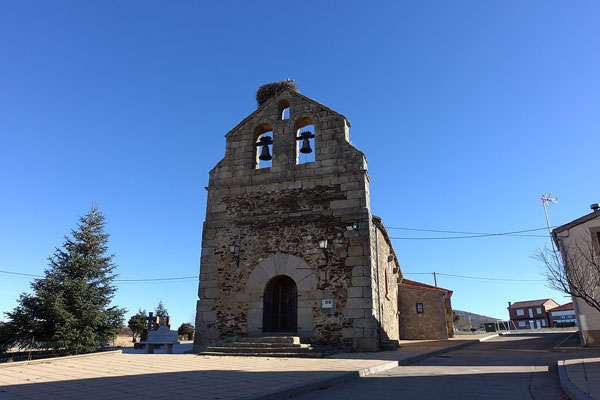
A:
256 135 273 161
297 130 315 154
300 137 312 154
259 144 272 161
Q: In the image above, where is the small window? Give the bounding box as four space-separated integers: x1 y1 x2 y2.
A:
591 227 600 254
536 307 542 314
384 269 389 297
278 99 290 120
516 309 524 316
542 319 546 326
518 321 526 327
416 303 424 314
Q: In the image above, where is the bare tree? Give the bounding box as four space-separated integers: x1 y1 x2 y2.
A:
537 238 600 313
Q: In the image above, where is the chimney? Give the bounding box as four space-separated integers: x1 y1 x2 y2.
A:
591 203 600 212
508 301 512 308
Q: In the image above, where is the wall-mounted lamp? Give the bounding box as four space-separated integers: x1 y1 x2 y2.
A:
345 222 358 231
229 241 240 267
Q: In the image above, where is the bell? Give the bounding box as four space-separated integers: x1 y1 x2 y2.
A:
300 138 312 154
297 130 315 154
259 144 272 161
256 135 273 161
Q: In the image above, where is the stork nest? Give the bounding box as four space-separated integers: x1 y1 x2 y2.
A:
256 80 299 107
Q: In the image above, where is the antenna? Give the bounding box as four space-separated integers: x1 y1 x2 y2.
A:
540 193 558 252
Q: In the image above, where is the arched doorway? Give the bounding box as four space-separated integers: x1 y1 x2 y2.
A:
262 275 297 332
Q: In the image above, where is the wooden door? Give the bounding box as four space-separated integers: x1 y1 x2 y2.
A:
262 275 297 332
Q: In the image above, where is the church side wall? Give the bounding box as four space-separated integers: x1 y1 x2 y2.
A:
368 225 400 345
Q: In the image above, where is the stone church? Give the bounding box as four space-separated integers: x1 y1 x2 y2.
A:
194 82 453 351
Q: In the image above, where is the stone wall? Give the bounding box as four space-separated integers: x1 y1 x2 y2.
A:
194 89 380 351
398 285 450 340
370 218 400 343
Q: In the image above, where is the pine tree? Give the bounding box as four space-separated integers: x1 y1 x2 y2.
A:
155 301 169 326
3 205 126 353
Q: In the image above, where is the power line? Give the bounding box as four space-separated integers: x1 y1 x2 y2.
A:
387 226 553 240
391 234 548 240
386 226 554 234
392 232 549 240
1 268 546 286
0 269 199 282
403 271 545 282
115 276 198 282
0 270 41 278
438 272 544 282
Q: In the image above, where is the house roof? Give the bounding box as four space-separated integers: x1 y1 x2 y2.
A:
552 210 600 235
509 299 557 309
550 302 574 312
400 278 453 296
225 89 351 138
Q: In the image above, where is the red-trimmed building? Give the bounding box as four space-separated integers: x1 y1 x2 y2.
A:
398 278 454 339
549 303 577 327
507 299 559 329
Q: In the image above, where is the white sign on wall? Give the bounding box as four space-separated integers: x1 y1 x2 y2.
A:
322 299 333 309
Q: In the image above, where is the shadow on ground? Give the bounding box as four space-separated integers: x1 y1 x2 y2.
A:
0 368 552 400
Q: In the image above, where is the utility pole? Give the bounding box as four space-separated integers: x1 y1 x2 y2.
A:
540 193 558 251
433 271 438 287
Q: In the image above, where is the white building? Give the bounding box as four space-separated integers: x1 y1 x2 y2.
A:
552 204 600 347
548 302 577 327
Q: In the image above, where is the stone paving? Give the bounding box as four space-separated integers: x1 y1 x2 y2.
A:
0 337 486 400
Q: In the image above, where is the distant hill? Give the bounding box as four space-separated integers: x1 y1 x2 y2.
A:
454 309 500 329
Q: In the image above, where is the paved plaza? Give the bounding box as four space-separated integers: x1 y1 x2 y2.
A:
1 333 598 399
0 351 395 399
0 335 488 400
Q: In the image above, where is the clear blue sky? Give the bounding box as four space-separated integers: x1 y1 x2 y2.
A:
1 1 599 328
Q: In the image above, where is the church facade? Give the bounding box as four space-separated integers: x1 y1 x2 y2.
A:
194 85 450 351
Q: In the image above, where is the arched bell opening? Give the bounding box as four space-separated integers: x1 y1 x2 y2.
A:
262 275 298 333
295 116 315 165
278 99 290 120
254 123 274 169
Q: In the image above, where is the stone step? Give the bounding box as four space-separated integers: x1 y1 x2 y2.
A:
206 346 313 353
382 340 399 351
238 336 300 344
221 342 309 349
199 351 324 358
199 336 323 358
